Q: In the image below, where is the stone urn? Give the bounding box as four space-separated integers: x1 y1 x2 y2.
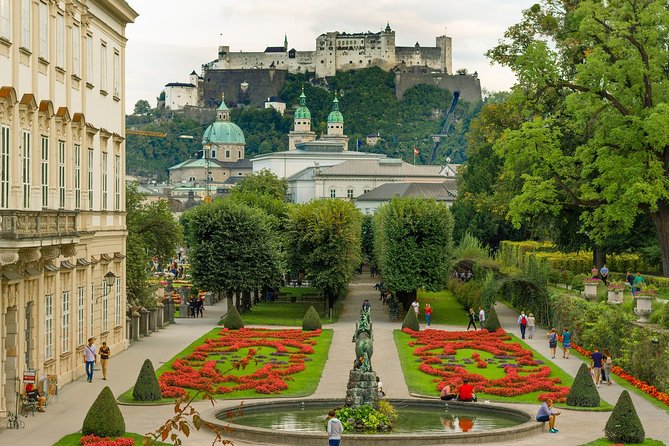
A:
583 282 599 299
634 295 653 323
607 290 623 304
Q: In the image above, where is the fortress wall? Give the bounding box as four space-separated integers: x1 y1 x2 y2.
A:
201 68 287 107
395 47 443 70
395 71 482 103
221 52 290 70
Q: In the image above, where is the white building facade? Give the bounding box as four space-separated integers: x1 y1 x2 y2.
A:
0 0 137 415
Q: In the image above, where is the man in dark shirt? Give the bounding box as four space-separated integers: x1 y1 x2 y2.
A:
591 347 604 388
457 379 477 402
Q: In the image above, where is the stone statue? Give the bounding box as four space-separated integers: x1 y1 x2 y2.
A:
352 308 374 372
346 308 379 408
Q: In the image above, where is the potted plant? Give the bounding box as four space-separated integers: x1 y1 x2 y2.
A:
583 277 600 298
634 284 656 323
606 281 625 304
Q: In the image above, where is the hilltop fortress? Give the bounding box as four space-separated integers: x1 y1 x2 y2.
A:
209 23 452 78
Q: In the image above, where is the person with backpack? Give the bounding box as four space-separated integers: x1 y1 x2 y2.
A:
547 328 558 359
517 310 528 339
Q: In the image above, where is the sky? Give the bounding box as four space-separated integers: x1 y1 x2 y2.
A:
124 0 535 110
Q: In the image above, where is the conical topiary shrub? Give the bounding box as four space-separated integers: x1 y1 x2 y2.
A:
402 308 420 331
82 386 125 437
605 390 645 443
566 363 600 407
223 304 244 329
484 306 501 331
302 305 322 330
132 359 162 401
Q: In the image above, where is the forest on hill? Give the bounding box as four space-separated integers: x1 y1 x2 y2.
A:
126 67 482 180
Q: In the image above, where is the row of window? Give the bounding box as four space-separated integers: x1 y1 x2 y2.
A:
0 0 121 97
1 125 121 211
209 149 242 159
329 187 371 199
44 277 122 360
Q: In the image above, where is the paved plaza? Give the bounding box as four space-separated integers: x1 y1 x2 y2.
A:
2 275 668 446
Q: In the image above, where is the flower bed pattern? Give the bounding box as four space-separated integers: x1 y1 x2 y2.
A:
572 344 669 407
80 435 134 446
159 328 322 399
403 328 570 402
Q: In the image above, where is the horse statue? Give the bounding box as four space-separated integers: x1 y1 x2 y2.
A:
352 308 374 372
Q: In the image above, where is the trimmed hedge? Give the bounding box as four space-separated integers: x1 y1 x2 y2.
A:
302 305 322 330
402 308 420 331
132 359 162 401
566 363 600 407
605 390 645 443
223 304 244 329
82 386 125 437
484 305 501 331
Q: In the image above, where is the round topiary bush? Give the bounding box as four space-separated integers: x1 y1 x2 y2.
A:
484 306 501 331
82 386 125 437
223 304 244 329
566 363 600 407
605 390 645 443
401 308 420 331
302 305 322 330
132 359 162 401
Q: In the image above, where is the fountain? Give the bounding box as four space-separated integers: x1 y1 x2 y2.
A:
345 308 379 408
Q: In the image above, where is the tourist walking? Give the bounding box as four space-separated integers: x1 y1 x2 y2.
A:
527 313 536 339
561 328 571 359
478 306 485 329
517 310 528 339
547 328 558 359
467 308 477 330
626 271 635 296
602 348 613 386
633 272 645 295
536 398 561 433
197 296 204 317
600 264 609 285
84 337 97 382
425 303 432 327
591 347 604 388
99 342 111 380
327 409 344 446
412 298 420 319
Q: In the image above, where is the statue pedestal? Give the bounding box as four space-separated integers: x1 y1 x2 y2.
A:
345 369 379 408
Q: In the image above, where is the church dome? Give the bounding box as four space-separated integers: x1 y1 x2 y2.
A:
202 121 245 145
327 96 344 123
294 89 311 120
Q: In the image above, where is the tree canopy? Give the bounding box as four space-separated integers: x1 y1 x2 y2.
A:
488 0 669 275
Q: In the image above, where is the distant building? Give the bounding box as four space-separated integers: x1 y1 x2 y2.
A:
164 71 200 110
366 133 382 146
355 181 457 214
264 96 286 115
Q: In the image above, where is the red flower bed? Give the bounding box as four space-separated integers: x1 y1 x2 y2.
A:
403 328 570 402
571 344 669 407
80 435 134 446
159 328 322 398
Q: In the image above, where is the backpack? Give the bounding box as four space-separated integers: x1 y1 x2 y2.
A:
520 315 527 326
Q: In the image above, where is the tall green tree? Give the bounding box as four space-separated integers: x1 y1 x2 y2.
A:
374 197 454 309
126 183 182 307
286 199 361 308
488 0 669 275
182 200 282 311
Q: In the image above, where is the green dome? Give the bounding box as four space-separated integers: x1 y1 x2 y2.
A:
327 96 344 123
295 90 311 120
202 121 245 145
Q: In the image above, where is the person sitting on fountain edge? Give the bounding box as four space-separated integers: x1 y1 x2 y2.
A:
440 384 456 400
456 379 477 402
536 398 560 433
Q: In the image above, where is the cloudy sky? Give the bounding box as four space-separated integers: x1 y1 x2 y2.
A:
124 0 535 110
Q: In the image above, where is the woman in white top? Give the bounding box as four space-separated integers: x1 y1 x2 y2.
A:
527 313 536 339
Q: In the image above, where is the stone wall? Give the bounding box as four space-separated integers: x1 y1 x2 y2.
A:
201 68 287 108
395 70 482 103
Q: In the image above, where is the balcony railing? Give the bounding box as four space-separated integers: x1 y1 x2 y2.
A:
0 210 78 240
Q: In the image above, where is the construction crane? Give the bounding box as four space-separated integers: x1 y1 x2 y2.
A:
429 91 460 164
126 129 168 138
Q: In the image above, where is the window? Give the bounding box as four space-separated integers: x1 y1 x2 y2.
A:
72 25 80 77
238 151 241 158
39 1 48 59
77 286 85 346
87 148 93 209
102 283 108 332
89 283 94 337
113 49 120 97
347 188 354 199
0 0 10 39
45 294 53 359
100 42 107 91
1 125 9 208
61 291 70 353
56 13 64 68
225 150 230 158
86 34 93 83
22 131 31 209
330 188 336 198
114 276 121 327
74 144 81 209
114 155 120 211
210 149 216 158
102 152 108 210
41 136 48 208
58 140 65 208
21 0 30 48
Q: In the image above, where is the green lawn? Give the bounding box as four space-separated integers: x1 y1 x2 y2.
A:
580 438 665 446
53 433 169 446
279 286 320 297
393 329 615 410
119 327 333 404
416 289 468 326
239 300 336 326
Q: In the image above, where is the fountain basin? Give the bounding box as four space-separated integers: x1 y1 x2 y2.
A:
202 398 540 445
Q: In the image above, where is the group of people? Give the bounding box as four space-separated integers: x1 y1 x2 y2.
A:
547 327 571 359
453 269 474 282
439 379 477 402
516 310 536 339
188 296 205 318
590 346 614 388
627 271 646 296
590 264 609 285
467 307 485 330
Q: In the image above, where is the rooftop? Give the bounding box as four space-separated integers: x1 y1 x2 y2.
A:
356 181 457 202
317 158 445 177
